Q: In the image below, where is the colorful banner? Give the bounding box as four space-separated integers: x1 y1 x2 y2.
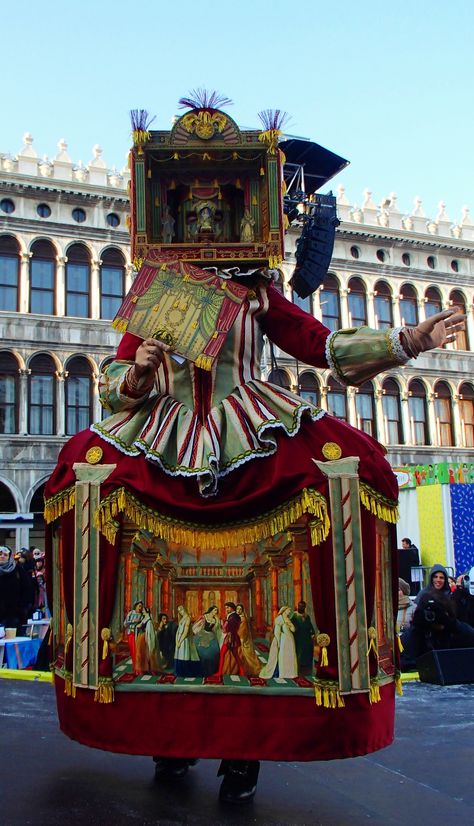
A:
416 485 447 569
450 484 474 574
393 462 474 489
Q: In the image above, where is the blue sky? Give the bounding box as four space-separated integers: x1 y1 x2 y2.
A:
3 0 473 219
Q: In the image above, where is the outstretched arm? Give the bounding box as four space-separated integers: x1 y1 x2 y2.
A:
262 285 465 387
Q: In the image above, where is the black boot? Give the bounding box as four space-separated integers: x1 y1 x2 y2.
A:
218 760 260 803
153 757 199 779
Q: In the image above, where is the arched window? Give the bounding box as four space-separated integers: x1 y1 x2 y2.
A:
434 381 453 446
356 381 376 436
449 290 469 350
30 482 47 538
28 354 56 435
99 357 114 420
374 281 393 330
348 277 367 327
291 289 311 314
459 382 474 448
0 235 20 312
268 368 291 390
319 274 341 332
408 380 428 445
399 284 418 327
66 244 90 317
0 352 18 434
424 287 442 319
327 376 347 421
30 239 56 315
100 248 125 319
299 371 320 406
382 379 403 444
66 357 93 434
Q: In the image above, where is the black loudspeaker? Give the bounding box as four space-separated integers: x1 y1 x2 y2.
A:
417 648 474 685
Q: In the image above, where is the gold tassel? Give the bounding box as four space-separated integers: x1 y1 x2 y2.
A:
314 685 322 706
260 166 265 176
395 675 403 696
101 628 111 660
94 679 115 704
195 354 213 371
316 633 330 666
367 626 378 657
369 682 381 704
397 635 404 653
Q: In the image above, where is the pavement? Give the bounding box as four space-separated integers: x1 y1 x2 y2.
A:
1 675 473 826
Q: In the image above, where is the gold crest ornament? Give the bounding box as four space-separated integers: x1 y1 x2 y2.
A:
85 446 104 465
322 442 342 460
182 110 228 140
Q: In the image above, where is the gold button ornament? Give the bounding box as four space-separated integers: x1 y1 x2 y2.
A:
322 442 342 460
85 446 103 465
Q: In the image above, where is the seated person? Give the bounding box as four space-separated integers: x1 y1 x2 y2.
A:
415 564 451 604
397 578 416 633
400 591 474 671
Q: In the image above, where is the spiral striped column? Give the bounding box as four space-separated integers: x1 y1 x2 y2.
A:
72 462 116 692
313 456 370 696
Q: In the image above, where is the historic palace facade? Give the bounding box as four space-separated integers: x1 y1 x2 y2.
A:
1 135 473 562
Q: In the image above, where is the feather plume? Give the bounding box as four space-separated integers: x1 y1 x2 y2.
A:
130 110 156 132
178 89 233 111
258 109 289 132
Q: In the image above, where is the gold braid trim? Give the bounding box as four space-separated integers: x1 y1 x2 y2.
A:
95 486 329 551
44 487 76 523
359 483 399 524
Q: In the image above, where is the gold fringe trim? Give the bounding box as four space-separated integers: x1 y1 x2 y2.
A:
44 487 76 524
94 679 115 704
314 682 345 709
112 318 129 334
359 483 399 524
95 486 329 551
195 354 213 371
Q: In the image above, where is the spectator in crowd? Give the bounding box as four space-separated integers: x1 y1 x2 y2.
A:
400 591 474 670
397 578 416 633
397 537 420 595
0 545 32 632
451 568 474 627
415 563 451 604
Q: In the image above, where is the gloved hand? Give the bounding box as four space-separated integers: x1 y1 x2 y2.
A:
401 307 466 358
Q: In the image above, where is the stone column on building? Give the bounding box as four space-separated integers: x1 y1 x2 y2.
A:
55 256 67 317
18 368 31 435
392 295 402 328
250 564 267 634
400 389 411 445
312 287 322 321
347 386 357 428
340 286 350 328
90 259 102 319
92 372 102 422
452 394 463 447
427 391 438 447
367 290 376 328
55 370 68 437
374 386 386 443
320 382 328 412
19 252 32 313
465 302 474 352
417 298 427 325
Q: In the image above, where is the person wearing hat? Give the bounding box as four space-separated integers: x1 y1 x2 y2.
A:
0 545 32 632
397 578 416 633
